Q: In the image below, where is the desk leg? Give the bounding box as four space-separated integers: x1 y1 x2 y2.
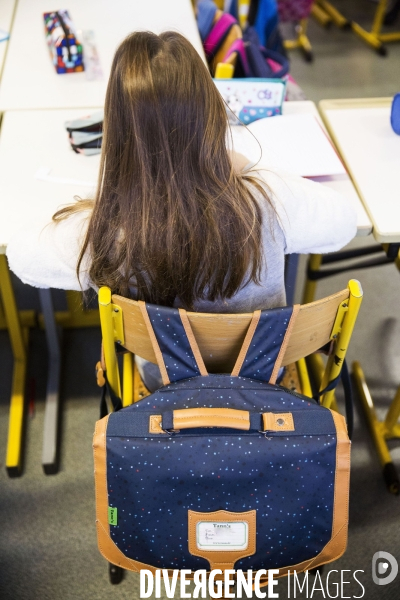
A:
39 289 62 475
350 0 400 55
353 361 400 494
0 255 29 477
38 290 99 329
313 0 350 29
285 253 299 306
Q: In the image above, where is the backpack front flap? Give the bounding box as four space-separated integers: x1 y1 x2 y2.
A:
93 303 350 584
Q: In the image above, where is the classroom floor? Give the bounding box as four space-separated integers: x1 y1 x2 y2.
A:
1 1 400 598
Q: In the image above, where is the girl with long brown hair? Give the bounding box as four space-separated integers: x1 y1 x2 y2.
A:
7 31 356 390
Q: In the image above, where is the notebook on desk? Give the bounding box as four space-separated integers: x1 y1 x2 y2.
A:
229 113 346 178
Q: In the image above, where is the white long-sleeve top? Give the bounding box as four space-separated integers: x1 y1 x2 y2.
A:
6 168 357 312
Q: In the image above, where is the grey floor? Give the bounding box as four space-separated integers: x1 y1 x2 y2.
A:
2 1 400 598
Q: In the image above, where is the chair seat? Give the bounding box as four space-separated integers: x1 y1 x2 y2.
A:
281 362 302 394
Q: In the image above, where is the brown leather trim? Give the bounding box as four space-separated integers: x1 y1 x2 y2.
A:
138 301 170 386
269 304 300 384
96 361 106 387
231 310 261 376
188 510 256 571
263 412 294 432
149 415 164 434
325 410 350 540
173 407 250 430
178 308 208 377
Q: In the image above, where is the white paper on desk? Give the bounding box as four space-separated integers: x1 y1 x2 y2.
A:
229 114 346 177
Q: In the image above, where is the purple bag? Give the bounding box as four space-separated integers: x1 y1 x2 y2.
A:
277 0 314 22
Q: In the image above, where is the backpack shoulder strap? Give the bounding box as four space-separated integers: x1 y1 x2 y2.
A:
223 38 250 76
232 304 300 383
138 302 208 386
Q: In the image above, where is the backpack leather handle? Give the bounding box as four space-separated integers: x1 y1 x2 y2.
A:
173 407 250 430
157 408 295 432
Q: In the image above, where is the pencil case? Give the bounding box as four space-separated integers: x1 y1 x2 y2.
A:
43 10 84 74
65 111 103 155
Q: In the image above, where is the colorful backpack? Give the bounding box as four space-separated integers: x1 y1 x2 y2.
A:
93 301 351 588
201 11 289 79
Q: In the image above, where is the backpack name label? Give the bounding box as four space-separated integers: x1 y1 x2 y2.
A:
196 521 248 550
108 506 118 525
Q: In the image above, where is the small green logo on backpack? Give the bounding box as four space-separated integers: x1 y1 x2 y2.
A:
108 506 118 525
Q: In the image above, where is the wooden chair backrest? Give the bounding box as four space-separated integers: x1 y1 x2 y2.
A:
112 288 349 373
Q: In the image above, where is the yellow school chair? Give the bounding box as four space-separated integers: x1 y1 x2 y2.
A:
0 255 35 477
311 0 400 54
352 362 400 495
352 246 400 495
351 0 400 55
311 1 350 30
97 279 362 417
282 17 313 62
302 247 400 494
97 281 362 583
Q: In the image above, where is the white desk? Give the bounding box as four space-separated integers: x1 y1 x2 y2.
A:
0 0 204 111
319 98 400 244
0 102 372 251
0 108 101 252
283 100 371 237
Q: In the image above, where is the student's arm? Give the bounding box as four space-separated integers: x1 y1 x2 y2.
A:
6 210 92 290
255 169 357 254
229 149 253 173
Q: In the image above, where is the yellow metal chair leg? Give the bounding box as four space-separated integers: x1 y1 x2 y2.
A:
311 3 332 28
306 353 338 412
98 288 121 402
352 361 400 494
284 19 313 62
133 360 150 403
64 291 99 327
122 353 133 407
351 0 400 55
38 290 100 329
320 280 363 411
383 386 400 438
0 255 29 476
302 254 322 304
351 0 387 55
297 357 312 398
313 1 350 29
0 271 35 332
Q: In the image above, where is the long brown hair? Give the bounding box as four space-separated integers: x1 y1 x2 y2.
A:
55 31 272 309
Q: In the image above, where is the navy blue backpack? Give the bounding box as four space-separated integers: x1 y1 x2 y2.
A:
94 301 350 588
